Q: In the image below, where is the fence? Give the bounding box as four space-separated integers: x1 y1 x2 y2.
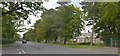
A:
104 38 120 47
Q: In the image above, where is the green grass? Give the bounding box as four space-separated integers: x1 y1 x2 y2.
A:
118 52 120 54
2 44 11 47
2 43 15 47
52 42 105 49
34 41 106 49
0 45 1 47
36 42 104 49
53 44 104 49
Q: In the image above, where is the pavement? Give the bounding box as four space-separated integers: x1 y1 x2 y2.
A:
0 44 2 56
2 41 119 54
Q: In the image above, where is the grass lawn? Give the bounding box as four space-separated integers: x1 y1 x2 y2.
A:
36 42 105 49
53 44 104 49
2 44 11 47
0 45 1 47
2 43 15 47
118 52 120 54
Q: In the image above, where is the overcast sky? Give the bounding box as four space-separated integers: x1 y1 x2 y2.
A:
17 0 92 38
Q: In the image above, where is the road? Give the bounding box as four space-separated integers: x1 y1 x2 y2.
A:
2 41 118 54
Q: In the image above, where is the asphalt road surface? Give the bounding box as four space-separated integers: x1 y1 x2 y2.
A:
2 41 118 54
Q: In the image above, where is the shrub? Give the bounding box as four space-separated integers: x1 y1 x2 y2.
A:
78 42 95 45
2 38 15 44
2 38 9 44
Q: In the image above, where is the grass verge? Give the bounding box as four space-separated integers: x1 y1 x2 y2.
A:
36 42 105 49
2 43 15 47
53 44 104 49
0 45 1 47
118 52 120 54
2 44 11 47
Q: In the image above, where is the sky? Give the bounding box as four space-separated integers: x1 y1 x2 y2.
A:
17 0 92 38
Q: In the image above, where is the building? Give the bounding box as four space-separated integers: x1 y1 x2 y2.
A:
73 33 102 43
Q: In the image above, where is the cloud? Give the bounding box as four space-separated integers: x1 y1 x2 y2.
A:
42 0 60 9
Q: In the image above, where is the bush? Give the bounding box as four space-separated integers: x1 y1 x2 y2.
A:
73 41 76 43
94 43 103 46
2 38 15 44
78 42 95 45
2 38 9 44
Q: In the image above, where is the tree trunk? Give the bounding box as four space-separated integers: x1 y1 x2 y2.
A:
53 37 57 44
91 16 95 47
37 39 40 42
11 33 14 39
47 31 50 43
59 33 62 44
64 38 67 44
45 39 47 43
6 33 8 39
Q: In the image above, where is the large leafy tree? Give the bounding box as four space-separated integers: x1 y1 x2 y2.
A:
1 2 44 26
1 2 45 44
80 2 120 46
80 2 102 46
2 12 24 44
94 2 120 40
79 2 103 24
62 5 84 44
1 2 44 17
30 4 84 44
24 28 36 41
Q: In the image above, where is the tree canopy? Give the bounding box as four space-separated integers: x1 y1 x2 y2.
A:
24 4 84 44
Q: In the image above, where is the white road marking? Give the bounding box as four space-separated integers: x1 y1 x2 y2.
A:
19 52 22 54
17 47 26 54
19 47 26 54
17 48 22 54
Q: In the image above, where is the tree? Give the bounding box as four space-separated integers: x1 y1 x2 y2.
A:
24 28 36 41
94 2 120 46
25 4 84 44
2 11 24 44
1 2 45 44
80 2 120 46
62 5 84 44
1 2 44 18
80 2 103 46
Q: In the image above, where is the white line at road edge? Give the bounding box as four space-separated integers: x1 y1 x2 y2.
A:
17 48 22 54
18 52 22 54
19 47 26 54
18 43 27 54
17 47 26 54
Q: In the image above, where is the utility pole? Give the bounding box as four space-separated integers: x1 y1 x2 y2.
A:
8 14 11 44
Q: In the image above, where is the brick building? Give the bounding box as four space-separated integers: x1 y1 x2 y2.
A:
72 33 102 43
